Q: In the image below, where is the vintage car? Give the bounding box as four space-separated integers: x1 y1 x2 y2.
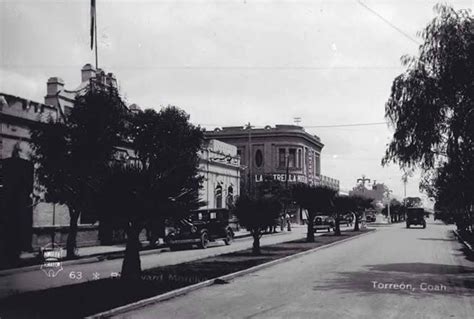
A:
339 213 354 226
406 207 426 228
366 213 376 223
164 208 235 249
314 215 335 232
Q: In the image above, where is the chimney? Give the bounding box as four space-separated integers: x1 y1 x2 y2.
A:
46 77 65 96
81 63 96 82
106 72 118 88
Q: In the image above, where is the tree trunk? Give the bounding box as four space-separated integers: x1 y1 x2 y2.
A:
121 222 142 280
306 212 315 242
354 213 360 231
252 232 261 255
66 208 80 258
334 213 341 236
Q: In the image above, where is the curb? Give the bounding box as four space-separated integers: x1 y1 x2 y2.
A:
453 230 474 253
87 229 375 319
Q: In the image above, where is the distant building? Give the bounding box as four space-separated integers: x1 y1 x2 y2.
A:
1 64 134 250
204 124 340 191
198 139 241 209
1 64 242 251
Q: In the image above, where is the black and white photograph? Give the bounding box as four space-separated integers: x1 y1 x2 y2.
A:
0 0 473 318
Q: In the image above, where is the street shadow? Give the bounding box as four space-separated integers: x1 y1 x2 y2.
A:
366 263 474 275
313 262 474 298
418 238 455 242
367 224 392 227
452 247 474 262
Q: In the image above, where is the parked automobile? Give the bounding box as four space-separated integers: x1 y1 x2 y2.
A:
314 215 335 232
342 213 354 226
366 213 376 223
164 208 234 249
406 208 426 229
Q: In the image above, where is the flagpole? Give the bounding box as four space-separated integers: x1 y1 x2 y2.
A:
94 1 98 70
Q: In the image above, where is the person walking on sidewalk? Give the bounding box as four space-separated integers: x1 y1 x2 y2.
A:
285 213 291 231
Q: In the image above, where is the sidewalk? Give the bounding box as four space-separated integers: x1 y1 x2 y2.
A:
0 225 309 300
2 224 306 276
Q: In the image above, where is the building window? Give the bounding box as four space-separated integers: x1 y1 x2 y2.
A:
288 148 296 168
226 186 234 208
315 153 321 175
255 149 263 167
278 148 286 167
297 149 302 168
215 185 223 208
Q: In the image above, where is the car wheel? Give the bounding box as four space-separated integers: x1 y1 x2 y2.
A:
224 229 234 245
199 232 209 249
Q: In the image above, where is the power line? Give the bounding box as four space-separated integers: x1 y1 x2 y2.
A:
304 122 387 128
356 0 421 46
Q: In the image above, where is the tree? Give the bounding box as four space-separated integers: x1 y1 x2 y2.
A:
382 198 404 223
351 195 374 231
255 176 290 232
333 195 354 236
30 85 127 258
233 195 282 255
293 184 336 242
97 106 204 279
382 4 474 227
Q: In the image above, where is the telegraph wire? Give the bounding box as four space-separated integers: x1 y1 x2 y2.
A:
356 0 421 46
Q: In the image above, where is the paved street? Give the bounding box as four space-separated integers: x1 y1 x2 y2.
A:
0 225 316 299
119 217 474 319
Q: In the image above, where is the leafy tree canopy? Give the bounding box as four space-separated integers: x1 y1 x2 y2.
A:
383 4 473 170
383 4 473 213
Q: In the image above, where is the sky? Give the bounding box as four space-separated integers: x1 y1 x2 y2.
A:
1 0 472 207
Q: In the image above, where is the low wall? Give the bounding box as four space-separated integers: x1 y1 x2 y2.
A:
31 225 149 251
32 225 100 250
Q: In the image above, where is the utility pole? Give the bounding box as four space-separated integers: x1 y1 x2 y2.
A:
386 189 392 223
245 122 253 196
402 173 408 205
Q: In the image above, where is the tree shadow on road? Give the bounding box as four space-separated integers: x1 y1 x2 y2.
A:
313 262 474 298
417 238 455 242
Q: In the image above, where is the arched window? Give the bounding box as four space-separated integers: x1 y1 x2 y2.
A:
226 186 234 208
215 185 223 208
255 149 263 167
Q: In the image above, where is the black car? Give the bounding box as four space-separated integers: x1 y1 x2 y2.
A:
406 208 426 228
165 209 234 249
366 213 376 223
314 215 335 232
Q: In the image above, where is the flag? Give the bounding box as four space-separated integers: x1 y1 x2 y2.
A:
90 0 96 50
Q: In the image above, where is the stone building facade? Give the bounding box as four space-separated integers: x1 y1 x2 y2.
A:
1 64 242 251
205 125 340 191
198 139 241 209
0 64 126 249
205 125 340 224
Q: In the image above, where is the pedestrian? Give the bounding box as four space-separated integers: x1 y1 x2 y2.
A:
280 214 285 231
285 213 291 231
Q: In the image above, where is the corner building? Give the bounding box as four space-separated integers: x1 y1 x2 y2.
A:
205 125 339 191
